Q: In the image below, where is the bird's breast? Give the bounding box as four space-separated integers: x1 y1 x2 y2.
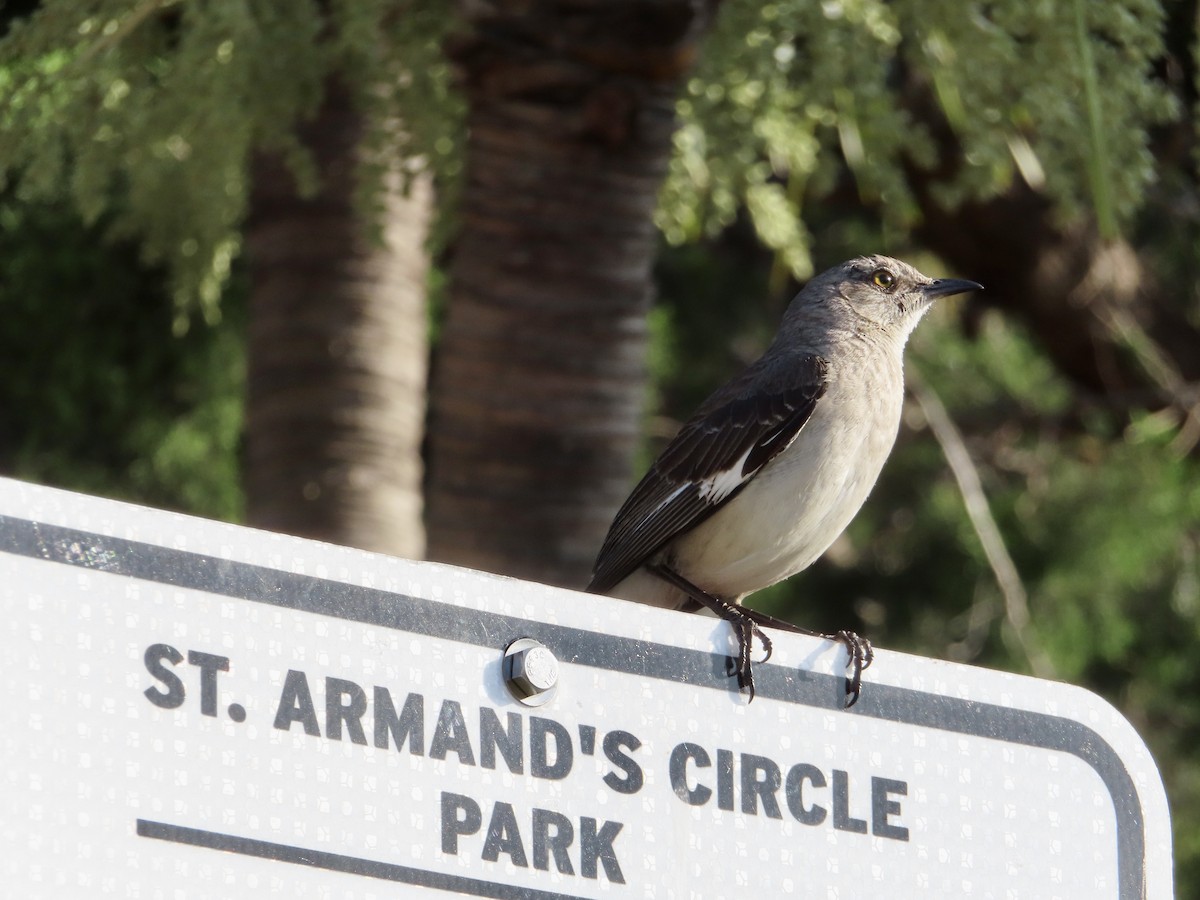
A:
671 358 905 597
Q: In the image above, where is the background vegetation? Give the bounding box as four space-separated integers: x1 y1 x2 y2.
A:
1 0 1197 890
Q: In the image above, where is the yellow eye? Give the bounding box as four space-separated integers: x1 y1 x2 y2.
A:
872 268 896 290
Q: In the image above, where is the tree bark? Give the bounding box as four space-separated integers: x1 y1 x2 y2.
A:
425 0 718 587
245 79 430 558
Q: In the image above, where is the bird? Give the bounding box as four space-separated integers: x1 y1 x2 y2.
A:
587 255 982 705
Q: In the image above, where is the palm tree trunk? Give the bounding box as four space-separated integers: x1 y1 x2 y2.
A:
425 0 718 587
245 79 430 558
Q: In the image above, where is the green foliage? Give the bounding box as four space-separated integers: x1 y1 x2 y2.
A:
653 234 775 412
915 304 1073 417
0 0 459 322
0 197 245 519
660 0 1176 278
658 0 916 277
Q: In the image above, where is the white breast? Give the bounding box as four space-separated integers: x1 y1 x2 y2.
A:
670 353 905 599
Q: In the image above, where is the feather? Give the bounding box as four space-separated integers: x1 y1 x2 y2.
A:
588 353 827 594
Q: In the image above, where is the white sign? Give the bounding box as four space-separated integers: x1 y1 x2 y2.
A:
0 478 1171 898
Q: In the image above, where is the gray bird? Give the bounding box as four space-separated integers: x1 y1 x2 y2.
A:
587 255 981 704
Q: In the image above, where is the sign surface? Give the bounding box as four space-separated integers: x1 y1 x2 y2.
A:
0 478 1171 898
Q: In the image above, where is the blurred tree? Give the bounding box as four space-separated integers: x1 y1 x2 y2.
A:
424 0 721 587
0 0 456 555
245 78 431 557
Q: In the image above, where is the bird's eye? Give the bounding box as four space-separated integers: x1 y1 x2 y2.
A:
872 268 896 290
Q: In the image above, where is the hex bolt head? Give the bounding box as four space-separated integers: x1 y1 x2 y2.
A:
504 638 559 706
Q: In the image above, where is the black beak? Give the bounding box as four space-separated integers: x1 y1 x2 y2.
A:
923 277 983 299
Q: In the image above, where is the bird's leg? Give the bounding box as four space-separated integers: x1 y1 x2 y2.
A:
736 606 874 708
646 564 770 701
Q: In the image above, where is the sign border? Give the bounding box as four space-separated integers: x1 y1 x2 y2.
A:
0 514 1150 898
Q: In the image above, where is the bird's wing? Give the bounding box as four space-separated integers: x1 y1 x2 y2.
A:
588 353 828 594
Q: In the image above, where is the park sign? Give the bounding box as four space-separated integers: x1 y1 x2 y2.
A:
0 478 1171 898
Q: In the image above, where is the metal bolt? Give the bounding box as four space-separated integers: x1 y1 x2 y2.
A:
504 638 559 707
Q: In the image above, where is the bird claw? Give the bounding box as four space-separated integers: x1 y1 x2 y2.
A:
755 625 773 664
832 630 873 708
643 563 871 706
728 617 771 702
723 617 871 707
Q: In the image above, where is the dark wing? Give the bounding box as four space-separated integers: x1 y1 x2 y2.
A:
587 353 828 594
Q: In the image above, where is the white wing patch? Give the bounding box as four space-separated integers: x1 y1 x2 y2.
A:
626 444 761 543
697 446 755 503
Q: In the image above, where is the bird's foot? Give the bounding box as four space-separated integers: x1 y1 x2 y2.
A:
736 606 873 708
647 564 771 701
725 614 773 701
830 630 873 708
642 565 873 705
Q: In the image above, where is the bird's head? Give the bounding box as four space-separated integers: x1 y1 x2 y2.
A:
788 254 982 344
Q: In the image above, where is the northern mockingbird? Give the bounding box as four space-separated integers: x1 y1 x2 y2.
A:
588 255 981 704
